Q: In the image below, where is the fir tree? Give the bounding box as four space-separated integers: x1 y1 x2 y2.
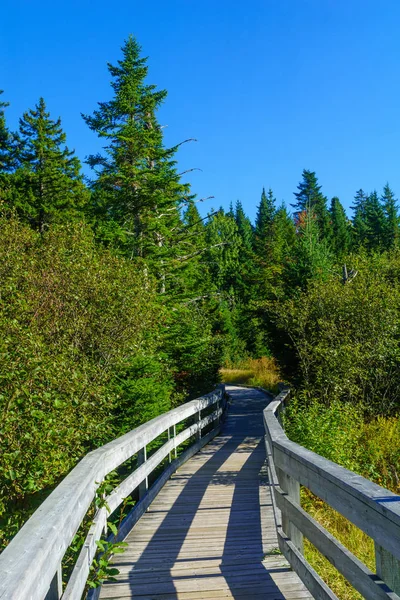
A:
290 208 332 288
329 197 351 257
82 35 190 285
381 183 399 250
293 169 331 240
364 190 386 250
254 187 276 256
351 189 369 248
235 200 253 252
15 97 87 232
0 90 14 172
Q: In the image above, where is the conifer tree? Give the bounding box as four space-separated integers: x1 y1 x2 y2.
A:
351 189 369 248
82 35 190 285
292 170 331 239
15 97 87 232
289 208 332 288
235 200 254 252
204 208 241 293
0 90 15 172
174 199 209 297
381 183 399 250
364 190 386 250
254 187 276 256
329 197 351 257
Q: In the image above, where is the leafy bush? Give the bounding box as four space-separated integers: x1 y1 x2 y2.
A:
0 214 163 548
272 252 400 415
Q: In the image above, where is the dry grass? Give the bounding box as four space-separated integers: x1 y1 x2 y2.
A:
220 356 281 393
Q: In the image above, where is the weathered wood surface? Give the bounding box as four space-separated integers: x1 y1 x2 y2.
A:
100 386 313 600
264 388 400 599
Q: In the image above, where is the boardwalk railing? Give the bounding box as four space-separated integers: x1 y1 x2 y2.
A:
0 385 226 600
264 387 400 600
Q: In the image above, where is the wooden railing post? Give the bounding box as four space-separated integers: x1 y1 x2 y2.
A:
168 426 172 463
45 565 62 600
275 466 304 554
375 543 400 594
138 446 148 500
196 409 202 441
173 424 177 459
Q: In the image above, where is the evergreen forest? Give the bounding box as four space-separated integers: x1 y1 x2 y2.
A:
1 37 400 585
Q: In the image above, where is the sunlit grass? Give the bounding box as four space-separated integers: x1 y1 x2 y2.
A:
301 490 374 600
285 399 400 600
220 356 280 393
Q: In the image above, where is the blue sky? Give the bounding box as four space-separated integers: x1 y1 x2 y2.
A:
1 0 400 222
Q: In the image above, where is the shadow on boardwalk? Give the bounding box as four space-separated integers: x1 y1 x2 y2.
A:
104 387 297 599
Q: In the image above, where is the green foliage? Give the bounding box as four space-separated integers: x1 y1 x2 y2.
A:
382 183 399 250
254 187 276 256
272 252 400 414
83 34 190 290
329 196 351 257
284 397 364 471
285 397 400 492
12 97 87 231
0 211 162 548
292 169 331 239
0 90 17 172
288 208 332 289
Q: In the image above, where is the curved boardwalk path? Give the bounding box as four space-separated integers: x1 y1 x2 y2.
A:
100 386 313 600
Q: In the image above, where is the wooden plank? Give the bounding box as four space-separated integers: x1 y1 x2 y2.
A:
100 385 312 600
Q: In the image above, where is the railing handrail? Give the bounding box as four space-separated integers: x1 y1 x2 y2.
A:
0 385 226 600
264 387 400 600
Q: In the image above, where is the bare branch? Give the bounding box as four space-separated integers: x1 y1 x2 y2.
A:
179 168 202 176
172 138 197 149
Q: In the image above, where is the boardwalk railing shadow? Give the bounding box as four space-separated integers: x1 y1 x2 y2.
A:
106 387 292 599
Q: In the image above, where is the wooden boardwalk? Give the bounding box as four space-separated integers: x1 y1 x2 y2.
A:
100 386 313 600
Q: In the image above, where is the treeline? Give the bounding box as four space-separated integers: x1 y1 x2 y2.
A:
1 34 400 548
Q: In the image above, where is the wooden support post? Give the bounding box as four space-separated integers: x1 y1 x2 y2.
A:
45 565 62 600
173 424 177 459
196 409 202 441
168 427 172 463
276 466 303 554
375 543 400 594
138 446 148 500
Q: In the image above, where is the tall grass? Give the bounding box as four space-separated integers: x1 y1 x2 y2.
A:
220 356 280 393
284 397 400 600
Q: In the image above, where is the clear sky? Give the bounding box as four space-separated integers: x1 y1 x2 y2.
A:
2 0 400 222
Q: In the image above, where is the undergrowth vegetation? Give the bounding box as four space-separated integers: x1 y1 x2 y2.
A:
284 398 400 599
220 356 280 393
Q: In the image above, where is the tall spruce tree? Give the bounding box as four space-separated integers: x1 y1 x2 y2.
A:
364 190 386 251
15 97 87 232
351 189 369 248
381 183 399 250
289 208 332 288
0 90 14 172
329 197 351 257
254 187 276 256
235 200 253 252
292 169 331 240
83 35 190 288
